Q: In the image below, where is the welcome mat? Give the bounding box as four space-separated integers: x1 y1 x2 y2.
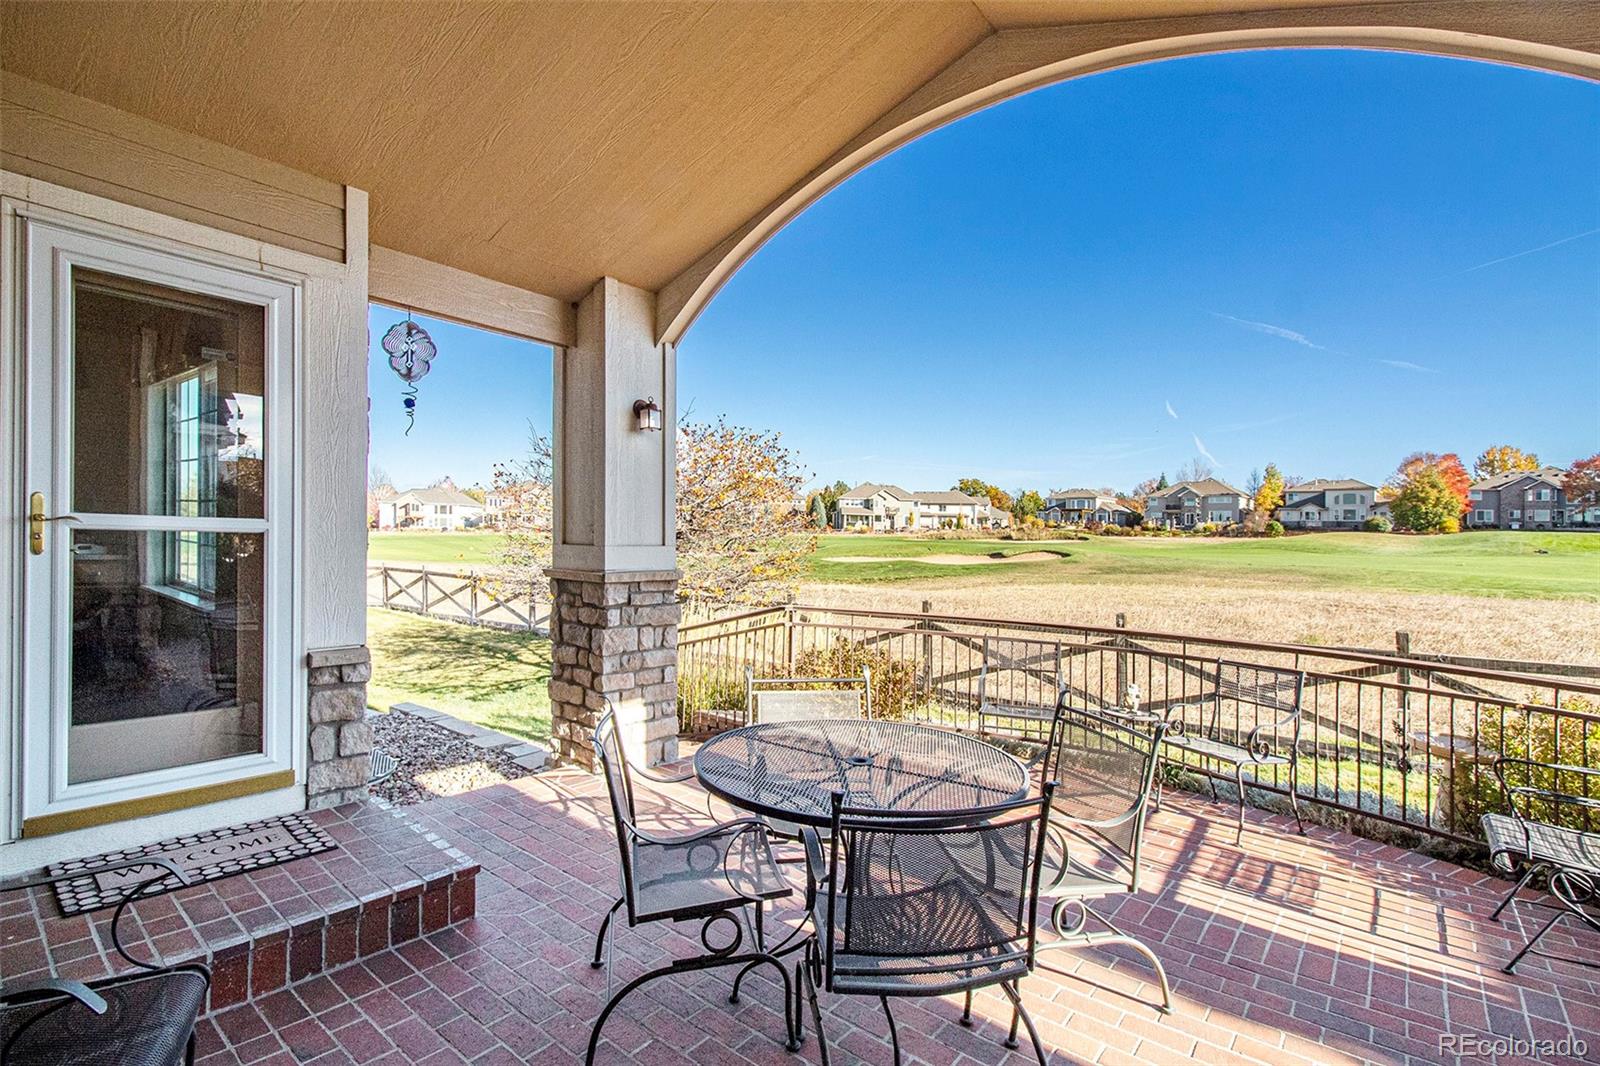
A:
48 813 338 916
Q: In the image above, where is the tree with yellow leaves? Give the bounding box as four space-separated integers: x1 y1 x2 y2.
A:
1473 444 1540 480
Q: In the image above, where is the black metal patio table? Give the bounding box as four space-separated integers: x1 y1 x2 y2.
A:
694 719 1030 824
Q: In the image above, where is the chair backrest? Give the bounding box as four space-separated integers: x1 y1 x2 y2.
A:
1202 659 1305 751
819 786 1055 991
592 711 640 907
1043 700 1166 893
747 667 871 723
976 635 1063 712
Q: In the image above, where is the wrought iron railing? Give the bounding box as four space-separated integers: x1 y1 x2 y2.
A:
677 604 1600 846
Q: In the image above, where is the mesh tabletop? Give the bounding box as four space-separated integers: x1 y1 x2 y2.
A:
694 720 1028 826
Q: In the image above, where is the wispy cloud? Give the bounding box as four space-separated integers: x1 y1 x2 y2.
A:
1379 358 1436 373
1210 312 1326 350
1211 312 1434 373
1164 400 1179 420
1445 226 1600 277
1192 435 1219 468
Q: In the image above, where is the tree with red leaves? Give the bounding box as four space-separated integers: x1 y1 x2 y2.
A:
1566 454 1600 517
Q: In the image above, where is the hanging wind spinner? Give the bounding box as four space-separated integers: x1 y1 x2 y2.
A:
382 316 437 435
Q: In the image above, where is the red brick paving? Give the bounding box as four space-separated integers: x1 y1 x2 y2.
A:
176 767 1598 1064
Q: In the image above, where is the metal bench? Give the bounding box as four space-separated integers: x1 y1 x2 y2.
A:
1156 658 1306 843
1483 757 1600 973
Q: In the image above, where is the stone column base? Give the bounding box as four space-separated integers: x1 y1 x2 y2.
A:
306 646 373 808
547 569 680 770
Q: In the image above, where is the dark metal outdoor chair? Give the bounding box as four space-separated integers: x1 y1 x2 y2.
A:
586 709 798 1065
1482 757 1600 974
739 666 872 842
973 636 1064 766
798 785 1057 1066
1032 698 1173 1012
1 857 210 1066
1156 658 1306 843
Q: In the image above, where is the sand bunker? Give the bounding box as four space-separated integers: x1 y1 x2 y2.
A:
832 551 1066 566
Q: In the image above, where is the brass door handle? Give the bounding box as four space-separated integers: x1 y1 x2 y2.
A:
28 492 79 555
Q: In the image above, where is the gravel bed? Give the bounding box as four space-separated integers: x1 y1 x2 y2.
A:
368 710 540 806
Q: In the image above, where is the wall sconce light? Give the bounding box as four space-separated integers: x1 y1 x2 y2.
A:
633 397 663 432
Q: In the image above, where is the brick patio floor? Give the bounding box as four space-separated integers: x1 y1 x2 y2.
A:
194 767 1599 1066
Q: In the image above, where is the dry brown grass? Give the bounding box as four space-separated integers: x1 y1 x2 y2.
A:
801 577 1600 665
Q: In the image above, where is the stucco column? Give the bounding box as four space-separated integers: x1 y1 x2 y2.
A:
548 278 679 770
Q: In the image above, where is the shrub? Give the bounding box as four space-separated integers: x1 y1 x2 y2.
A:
1446 697 1600 836
1264 520 1285 537
1364 515 1393 533
1198 522 1220 536
793 640 921 720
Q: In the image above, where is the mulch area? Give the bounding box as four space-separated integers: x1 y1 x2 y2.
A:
367 711 539 806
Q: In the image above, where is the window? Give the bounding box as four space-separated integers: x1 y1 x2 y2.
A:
1533 509 1551 522
1473 509 1495 524
1535 488 1552 501
1510 509 1522 520
1469 490 1482 501
152 364 222 596
1342 509 1356 521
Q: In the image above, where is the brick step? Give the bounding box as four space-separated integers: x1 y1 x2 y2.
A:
1 802 479 1014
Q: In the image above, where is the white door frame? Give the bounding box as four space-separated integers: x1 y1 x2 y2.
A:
9 212 303 835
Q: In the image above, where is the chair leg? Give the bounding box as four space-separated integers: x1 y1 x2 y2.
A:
591 897 624 969
1041 901 1173 1013
1490 864 1545 922
803 941 831 1066
1506 908 1567 975
586 947 799 1064
1000 982 1049 1066
1004 1001 1021 1049
1233 764 1247 845
880 996 901 1066
960 988 974 1027
1287 759 1306 835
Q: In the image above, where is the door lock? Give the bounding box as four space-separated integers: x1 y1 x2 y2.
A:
27 492 78 555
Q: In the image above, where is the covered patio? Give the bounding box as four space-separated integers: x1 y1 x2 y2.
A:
178 768 1595 1065
2 2 1599 1064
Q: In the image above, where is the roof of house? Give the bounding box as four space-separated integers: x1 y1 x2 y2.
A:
841 482 913 501
1284 493 1326 509
1471 466 1567 491
910 490 983 506
1048 488 1112 499
1150 478 1248 501
1287 478 1375 492
396 485 484 507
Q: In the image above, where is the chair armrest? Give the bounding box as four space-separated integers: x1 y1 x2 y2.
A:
629 763 697 785
798 827 828 912
0 978 108 1014
1493 757 1600 823
630 816 770 849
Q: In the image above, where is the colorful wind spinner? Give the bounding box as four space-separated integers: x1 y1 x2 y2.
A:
382 317 437 435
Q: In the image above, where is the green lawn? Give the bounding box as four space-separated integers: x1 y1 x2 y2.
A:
368 531 503 566
366 608 551 742
810 531 1600 600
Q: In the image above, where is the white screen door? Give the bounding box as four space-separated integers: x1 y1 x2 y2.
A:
18 219 298 834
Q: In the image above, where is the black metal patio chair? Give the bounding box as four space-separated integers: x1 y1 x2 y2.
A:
798 785 1057 1066
1482 756 1600 974
1 857 210 1066
972 636 1064 767
1030 698 1173 1012
586 709 798 1065
1156 658 1307 843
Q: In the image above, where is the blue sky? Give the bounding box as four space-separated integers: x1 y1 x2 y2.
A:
370 48 1599 495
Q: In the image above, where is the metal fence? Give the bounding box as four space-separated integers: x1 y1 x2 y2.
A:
678 604 1600 846
367 563 550 632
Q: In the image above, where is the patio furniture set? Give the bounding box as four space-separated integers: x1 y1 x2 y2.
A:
582 659 1600 1065
2 658 1594 1065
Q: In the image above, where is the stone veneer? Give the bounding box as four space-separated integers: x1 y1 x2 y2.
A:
306 645 374 808
547 569 680 770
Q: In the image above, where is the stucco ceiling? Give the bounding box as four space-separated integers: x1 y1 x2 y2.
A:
0 1 1592 308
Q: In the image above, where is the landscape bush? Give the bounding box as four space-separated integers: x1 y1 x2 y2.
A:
1264 520 1285 537
1446 697 1600 837
1364 515 1393 533
793 640 921 720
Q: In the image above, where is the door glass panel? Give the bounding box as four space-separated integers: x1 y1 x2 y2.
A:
68 529 264 783
72 268 265 518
